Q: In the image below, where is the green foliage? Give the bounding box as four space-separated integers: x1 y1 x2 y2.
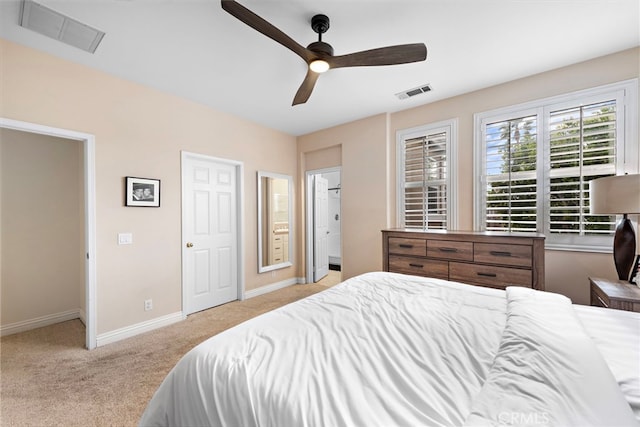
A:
486 104 616 233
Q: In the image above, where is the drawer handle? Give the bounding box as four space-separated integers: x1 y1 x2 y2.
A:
439 247 458 253
477 272 497 278
399 244 414 249
490 251 512 257
409 263 424 268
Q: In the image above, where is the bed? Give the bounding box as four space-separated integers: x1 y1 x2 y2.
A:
139 272 640 426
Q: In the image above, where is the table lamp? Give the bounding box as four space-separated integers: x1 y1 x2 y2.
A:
590 174 640 280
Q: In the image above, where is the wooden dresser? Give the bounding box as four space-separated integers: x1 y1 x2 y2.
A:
382 229 545 290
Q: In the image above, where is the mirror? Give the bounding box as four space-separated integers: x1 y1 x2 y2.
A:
258 171 292 273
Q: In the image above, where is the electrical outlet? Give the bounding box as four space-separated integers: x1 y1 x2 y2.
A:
144 299 153 311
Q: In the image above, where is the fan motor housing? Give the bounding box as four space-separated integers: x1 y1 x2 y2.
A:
307 41 333 56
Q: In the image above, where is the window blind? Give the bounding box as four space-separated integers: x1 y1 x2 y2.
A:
474 79 637 251
403 132 447 230
483 115 538 232
548 100 617 236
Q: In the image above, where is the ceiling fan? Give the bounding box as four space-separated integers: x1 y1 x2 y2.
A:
221 0 428 106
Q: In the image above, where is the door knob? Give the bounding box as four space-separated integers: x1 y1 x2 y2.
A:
186 242 194 248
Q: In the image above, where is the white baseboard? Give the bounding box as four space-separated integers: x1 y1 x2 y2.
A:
1 309 81 337
96 311 185 347
243 277 305 299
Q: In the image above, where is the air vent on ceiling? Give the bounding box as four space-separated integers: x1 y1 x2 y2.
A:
395 83 432 100
20 0 105 54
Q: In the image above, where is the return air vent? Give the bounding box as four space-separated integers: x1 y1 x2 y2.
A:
395 83 432 100
20 0 105 53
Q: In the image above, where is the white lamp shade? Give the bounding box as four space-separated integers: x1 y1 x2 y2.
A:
590 174 640 214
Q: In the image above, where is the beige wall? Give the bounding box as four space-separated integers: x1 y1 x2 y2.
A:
298 114 389 280
2 36 638 340
1 129 84 325
303 145 342 172
299 47 639 304
1 39 297 335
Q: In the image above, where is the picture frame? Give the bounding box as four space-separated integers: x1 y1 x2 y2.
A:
630 255 640 286
125 176 161 207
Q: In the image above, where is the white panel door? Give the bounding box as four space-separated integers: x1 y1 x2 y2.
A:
313 176 329 282
183 155 238 314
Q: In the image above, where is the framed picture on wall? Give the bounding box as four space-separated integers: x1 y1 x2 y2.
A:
125 176 161 207
630 255 640 286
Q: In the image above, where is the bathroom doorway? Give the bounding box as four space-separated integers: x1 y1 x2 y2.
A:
305 167 341 284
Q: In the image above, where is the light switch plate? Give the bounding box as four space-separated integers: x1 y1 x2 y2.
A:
118 232 133 245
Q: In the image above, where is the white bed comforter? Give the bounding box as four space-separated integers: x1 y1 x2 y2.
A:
139 272 638 427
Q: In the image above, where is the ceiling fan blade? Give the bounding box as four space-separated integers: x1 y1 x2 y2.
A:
292 70 320 106
221 0 311 62
328 43 427 69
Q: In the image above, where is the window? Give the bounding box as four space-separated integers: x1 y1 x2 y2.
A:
397 119 457 230
475 80 638 251
484 114 538 233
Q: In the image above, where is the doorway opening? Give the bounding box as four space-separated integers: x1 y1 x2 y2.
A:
305 167 341 284
0 118 97 350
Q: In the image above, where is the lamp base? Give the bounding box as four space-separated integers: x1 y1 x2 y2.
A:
613 214 636 280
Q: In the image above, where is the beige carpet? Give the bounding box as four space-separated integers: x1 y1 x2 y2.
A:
1 275 340 427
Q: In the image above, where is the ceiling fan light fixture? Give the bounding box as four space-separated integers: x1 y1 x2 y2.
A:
221 1 427 104
309 59 330 73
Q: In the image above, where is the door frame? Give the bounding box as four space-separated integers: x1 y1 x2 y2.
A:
305 167 341 284
180 151 245 313
0 118 97 350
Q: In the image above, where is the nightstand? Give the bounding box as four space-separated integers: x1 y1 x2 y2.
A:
589 277 640 312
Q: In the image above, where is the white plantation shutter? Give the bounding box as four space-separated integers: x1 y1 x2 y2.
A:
548 101 617 237
404 133 447 229
475 81 636 250
398 120 456 230
484 115 538 232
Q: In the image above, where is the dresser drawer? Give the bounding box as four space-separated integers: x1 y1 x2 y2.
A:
388 238 427 257
427 240 473 261
473 243 532 268
449 262 532 288
389 255 448 280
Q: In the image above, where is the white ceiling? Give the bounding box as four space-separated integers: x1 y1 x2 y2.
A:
1 0 638 136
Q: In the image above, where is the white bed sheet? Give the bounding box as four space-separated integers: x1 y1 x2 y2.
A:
574 304 640 420
465 286 636 426
140 272 640 427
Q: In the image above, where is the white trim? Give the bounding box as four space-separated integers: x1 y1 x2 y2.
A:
180 151 245 307
396 118 458 230
305 173 314 285
96 312 185 347
1 309 81 337
243 277 299 299
0 118 97 350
